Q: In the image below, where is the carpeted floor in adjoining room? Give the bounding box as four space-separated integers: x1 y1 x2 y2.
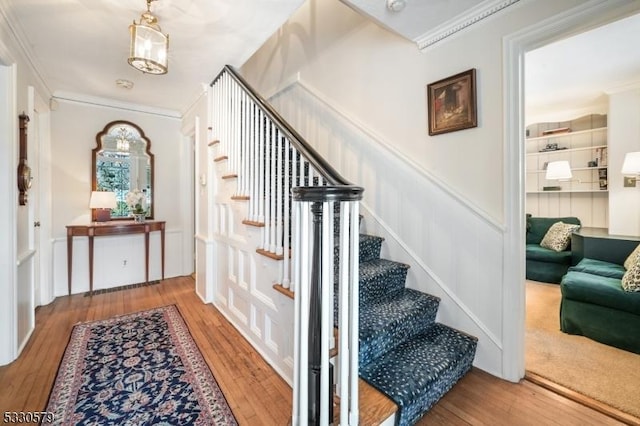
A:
525 280 640 419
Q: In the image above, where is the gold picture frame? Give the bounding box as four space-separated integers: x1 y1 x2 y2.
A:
427 68 477 136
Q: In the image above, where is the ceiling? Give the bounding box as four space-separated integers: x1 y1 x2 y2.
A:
2 0 637 120
526 11 640 124
0 0 304 115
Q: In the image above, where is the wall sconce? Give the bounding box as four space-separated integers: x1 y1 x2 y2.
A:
90 191 117 222
622 152 640 187
545 161 572 181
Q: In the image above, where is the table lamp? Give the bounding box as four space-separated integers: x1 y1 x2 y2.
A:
89 191 117 222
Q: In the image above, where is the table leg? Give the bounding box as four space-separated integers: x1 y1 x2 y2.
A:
88 235 94 295
67 231 73 295
145 229 150 284
161 227 165 280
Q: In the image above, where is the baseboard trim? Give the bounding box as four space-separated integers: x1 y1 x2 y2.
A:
525 371 640 426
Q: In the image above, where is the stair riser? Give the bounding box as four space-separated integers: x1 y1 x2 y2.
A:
359 323 478 426
359 266 408 306
402 349 475 426
334 235 383 267
359 297 439 367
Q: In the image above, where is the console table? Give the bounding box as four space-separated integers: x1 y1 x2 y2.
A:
66 220 165 295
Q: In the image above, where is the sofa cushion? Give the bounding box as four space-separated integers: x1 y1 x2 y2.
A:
624 243 640 270
540 222 580 252
526 216 581 245
622 258 640 292
561 271 640 315
526 244 573 264
569 258 626 280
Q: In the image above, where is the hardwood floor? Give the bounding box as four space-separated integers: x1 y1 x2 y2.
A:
0 277 628 425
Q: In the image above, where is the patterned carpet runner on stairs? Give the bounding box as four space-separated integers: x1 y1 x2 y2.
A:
342 231 478 426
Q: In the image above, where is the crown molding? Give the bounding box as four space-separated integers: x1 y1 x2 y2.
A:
416 0 521 51
52 91 181 119
605 79 640 95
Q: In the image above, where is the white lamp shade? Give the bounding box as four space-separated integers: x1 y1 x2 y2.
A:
621 152 640 175
89 191 117 209
546 161 572 180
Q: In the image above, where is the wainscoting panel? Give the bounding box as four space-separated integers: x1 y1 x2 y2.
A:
269 82 505 376
52 229 185 297
16 250 35 355
207 151 293 384
526 191 608 228
228 287 249 325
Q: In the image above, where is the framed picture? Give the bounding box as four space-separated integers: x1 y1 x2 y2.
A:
427 68 477 136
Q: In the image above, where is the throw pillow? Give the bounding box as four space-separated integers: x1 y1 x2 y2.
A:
624 243 640 270
540 221 580 252
621 258 640 292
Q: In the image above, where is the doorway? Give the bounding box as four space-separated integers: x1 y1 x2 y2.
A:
519 4 640 421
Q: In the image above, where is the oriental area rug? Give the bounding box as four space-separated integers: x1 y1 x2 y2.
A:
44 305 238 425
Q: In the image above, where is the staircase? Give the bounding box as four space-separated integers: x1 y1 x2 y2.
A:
338 225 477 425
209 65 477 425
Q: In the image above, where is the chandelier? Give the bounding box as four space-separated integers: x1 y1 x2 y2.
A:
115 127 132 151
128 0 169 75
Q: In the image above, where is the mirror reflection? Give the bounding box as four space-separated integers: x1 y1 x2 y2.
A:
92 121 154 220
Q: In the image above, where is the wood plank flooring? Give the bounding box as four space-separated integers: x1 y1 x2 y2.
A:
0 276 629 425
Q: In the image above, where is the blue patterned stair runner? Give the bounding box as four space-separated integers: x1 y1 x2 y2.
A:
345 227 477 425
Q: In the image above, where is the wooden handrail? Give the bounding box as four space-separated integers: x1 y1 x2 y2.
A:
211 65 359 190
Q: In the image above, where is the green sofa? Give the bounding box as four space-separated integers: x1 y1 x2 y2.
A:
560 250 640 354
526 216 581 284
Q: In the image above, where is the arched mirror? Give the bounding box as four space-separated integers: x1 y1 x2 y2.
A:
92 121 154 220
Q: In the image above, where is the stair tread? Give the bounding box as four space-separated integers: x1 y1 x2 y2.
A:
359 323 478 426
359 258 410 278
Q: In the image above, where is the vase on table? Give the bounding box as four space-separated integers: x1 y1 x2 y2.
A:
133 213 146 223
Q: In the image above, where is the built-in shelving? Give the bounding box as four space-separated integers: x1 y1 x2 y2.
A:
525 114 609 230
526 124 607 194
525 126 607 142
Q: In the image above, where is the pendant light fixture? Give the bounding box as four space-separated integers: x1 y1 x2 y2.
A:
128 0 169 75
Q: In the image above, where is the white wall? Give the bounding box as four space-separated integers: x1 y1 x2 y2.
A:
608 88 640 236
50 99 188 296
239 0 640 380
242 0 596 223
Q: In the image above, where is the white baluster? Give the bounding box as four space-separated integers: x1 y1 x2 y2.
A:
238 89 245 196
276 130 284 256
242 92 250 197
292 200 301 424
269 125 277 253
250 103 258 222
263 123 272 251
258 110 265 225
338 202 351 425
309 167 315 187
349 200 360 425
234 84 241 193
222 74 228 156
320 201 332 426
282 139 291 288
298 201 311 425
